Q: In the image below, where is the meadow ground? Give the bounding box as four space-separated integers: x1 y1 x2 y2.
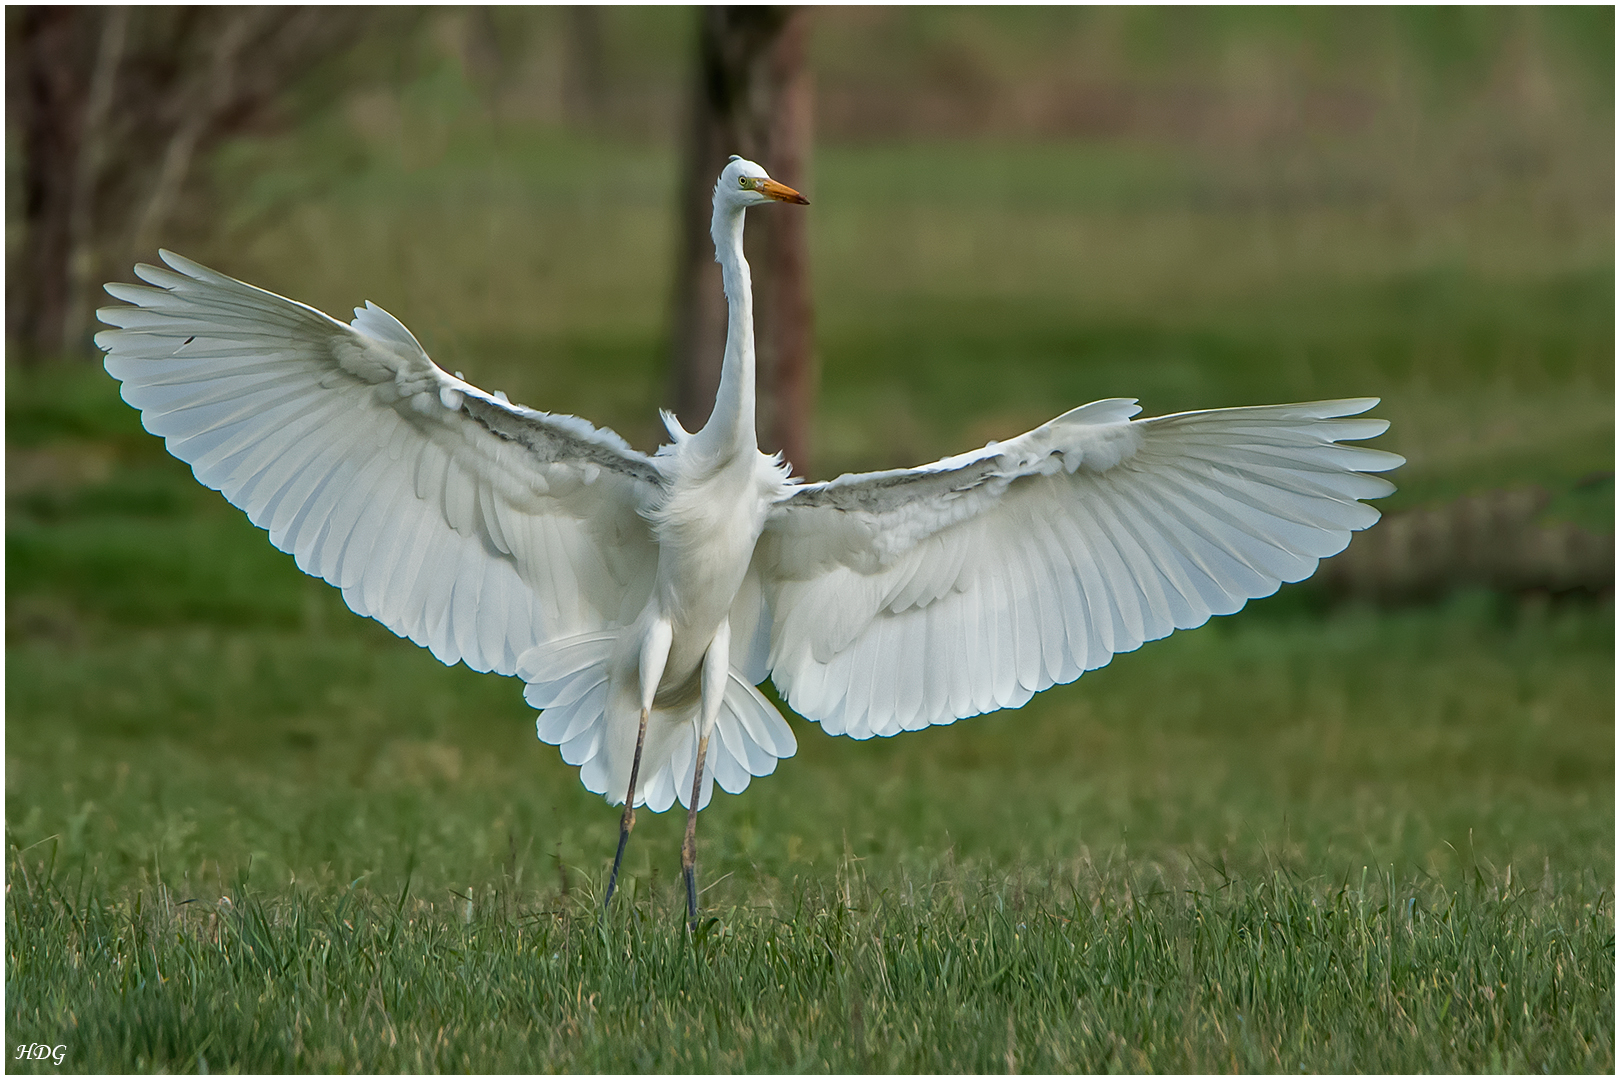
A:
6 61 1614 1073
4 546 1614 1070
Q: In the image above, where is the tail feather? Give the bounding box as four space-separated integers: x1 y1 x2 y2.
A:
522 630 796 811
642 670 797 810
526 653 795 812
518 632 615 699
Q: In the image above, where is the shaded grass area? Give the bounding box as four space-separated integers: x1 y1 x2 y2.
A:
8 583 1613 892
811 270 1614 518
6 849 1612 1072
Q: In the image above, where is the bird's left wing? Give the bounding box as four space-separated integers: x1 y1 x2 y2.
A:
755 398 1402 739
97 251 663 677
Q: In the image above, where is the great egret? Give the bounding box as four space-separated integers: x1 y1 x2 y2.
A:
98 156 1402 928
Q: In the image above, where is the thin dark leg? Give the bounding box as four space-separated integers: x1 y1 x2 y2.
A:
681 733 711 932
603 707 650 909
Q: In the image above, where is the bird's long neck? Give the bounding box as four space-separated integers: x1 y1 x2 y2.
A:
693 198 756 457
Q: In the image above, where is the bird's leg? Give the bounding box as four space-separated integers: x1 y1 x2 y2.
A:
684 620 730 932
681 730 711 930
603 705 648 909
603 618 671 910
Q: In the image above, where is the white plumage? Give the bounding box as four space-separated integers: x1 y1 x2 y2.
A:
97 156 1402 922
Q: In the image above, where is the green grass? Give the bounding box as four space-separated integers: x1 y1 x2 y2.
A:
6 848 1612 1072
7 33 1614 1070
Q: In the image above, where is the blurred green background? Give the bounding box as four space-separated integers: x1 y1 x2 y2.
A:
6 5 1613 902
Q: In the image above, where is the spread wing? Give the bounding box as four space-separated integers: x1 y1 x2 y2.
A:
756 397 1403 739
97 250 662 676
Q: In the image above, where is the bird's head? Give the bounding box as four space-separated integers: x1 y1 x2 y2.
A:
716 156 809 209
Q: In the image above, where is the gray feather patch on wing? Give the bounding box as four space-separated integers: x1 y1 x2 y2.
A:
461 396 664 488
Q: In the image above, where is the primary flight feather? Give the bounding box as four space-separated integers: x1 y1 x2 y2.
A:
98 156 1402 926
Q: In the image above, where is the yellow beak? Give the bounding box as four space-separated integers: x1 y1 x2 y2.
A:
758 178 809 205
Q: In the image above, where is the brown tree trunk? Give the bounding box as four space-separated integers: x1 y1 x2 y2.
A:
668 6 816 474
13 7 94 359
563 6 606 126
755 12 815 474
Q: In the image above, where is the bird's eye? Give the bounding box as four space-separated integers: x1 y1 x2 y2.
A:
738 177 751 189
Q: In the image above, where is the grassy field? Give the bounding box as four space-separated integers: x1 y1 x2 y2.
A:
6 17 1615 1071
6 469 1614 1070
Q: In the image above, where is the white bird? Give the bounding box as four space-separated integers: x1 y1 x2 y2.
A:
98 156 1402 927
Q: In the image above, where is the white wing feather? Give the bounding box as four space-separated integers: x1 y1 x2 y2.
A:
97 251 662 676
758 397 1403 738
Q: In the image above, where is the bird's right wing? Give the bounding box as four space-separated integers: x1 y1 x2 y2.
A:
756 398 1403 739
98 251 662 676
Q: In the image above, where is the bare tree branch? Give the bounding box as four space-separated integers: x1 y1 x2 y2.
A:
131 7 262 257
10 6 366 358
61 6 130 352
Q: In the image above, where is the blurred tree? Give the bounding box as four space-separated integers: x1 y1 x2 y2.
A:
562 6 606 127
668 6 816 473
7 6 366 361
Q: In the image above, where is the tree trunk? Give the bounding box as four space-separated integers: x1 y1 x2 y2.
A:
563 6 606 126
668 6 816 473
13 7 94 360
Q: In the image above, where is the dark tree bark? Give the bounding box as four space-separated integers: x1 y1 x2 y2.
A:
12 7 95 358
668 6 817 473
563 6 606 126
